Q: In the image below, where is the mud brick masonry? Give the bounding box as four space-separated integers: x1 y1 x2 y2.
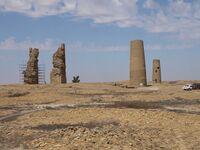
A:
23 41 161 85
24 48 39 84
130 40 147 86
152 59 161 83
50 43 67 84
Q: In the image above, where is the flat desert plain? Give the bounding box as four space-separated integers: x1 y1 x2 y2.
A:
0 81 200 150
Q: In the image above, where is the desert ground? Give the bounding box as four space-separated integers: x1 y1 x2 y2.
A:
0 81 200 150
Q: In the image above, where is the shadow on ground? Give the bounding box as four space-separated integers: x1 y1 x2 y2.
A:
108 99 200 115
31 120 119 131
50 99 200 115
1 99 200 122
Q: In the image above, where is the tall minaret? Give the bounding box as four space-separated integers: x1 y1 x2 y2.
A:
130 40 147 86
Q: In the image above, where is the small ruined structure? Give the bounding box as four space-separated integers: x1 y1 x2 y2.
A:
152 59 161 83
24 48 39 84
50 43 67 84
130 40 147 86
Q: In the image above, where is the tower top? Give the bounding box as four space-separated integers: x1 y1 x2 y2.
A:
60 43 65 49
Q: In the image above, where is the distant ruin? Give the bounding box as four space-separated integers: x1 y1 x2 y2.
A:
152 59 161 83
130 40 147 86
24 48 39 84
21 40 153 85
50 43 67 84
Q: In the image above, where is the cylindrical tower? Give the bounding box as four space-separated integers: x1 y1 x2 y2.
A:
152 59 161 83
130 40 147 86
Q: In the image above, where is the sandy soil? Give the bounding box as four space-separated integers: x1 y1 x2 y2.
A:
0 81 200 149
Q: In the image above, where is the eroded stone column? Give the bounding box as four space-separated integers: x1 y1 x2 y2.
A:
130 40 147 86
50 43 67 84
24 48 39 84
152 59 161 83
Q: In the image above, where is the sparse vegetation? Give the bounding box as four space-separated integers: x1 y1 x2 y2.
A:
72 76 80 83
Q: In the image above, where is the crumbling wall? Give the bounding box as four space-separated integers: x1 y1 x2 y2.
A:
24 48 39 84
50 43 67 84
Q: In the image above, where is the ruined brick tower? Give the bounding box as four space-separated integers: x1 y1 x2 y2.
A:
130 40 147 86
24 48 39 84
50 43 67 84
152 59 161 83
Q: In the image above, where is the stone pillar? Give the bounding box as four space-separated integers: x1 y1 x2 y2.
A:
50 43 67 84
24 48 39 84
152 59 161 83
130 40 147 86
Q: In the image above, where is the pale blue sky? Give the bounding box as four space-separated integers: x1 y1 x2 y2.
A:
0 0 200 84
